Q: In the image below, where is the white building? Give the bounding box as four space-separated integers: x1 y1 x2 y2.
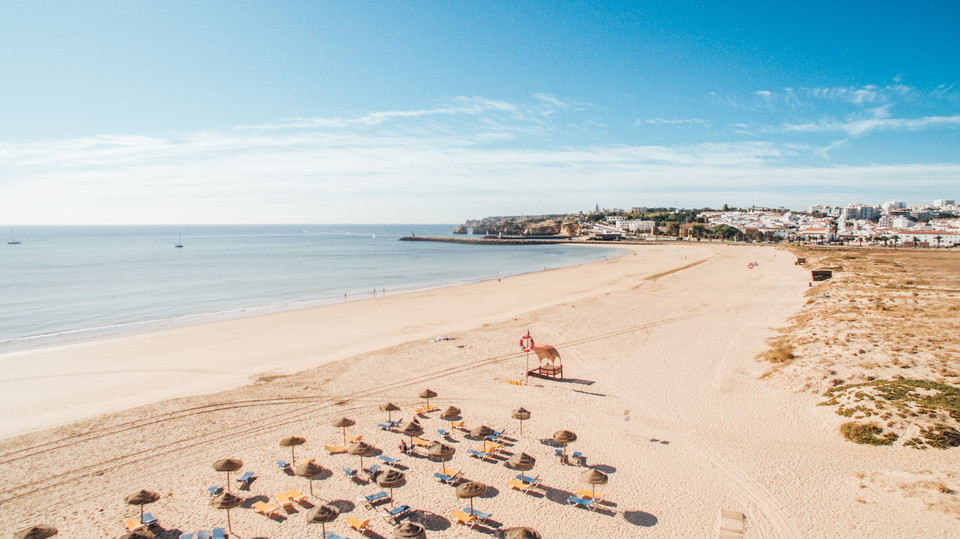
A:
883 201 906 212
934 199 955 207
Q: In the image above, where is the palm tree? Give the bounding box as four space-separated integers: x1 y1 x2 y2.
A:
892 234 900 248
936 235 943 248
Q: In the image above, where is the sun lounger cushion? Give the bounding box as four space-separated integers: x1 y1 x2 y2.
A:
211 529 225 539
125 517 144 531
141 512 157 526
378 455 400 465
197 531 211 539
252 501 280 516
451 509 477 527
237 471 254 483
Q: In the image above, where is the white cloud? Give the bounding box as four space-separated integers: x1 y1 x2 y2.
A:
641 118 710 126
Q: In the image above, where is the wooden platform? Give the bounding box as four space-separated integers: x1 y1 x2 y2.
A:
528 364 563 380
718 509 745 538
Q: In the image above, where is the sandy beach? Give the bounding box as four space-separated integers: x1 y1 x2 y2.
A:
1 243 958 538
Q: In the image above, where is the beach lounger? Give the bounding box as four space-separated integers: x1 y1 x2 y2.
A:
141 512 157 527
379 504 411 524
125 517 144 532
206 485 223 496
326 445 347 454
323 532 348 539
287 489 308 504
464 507 493 523
252 500 281 517
378 455 401 466
276 491 295 511
276 460 290 469
179 533 194 539
508 478 538 493
356 490 390 508
437 428 449 438
482 441 502 453
378 422 393 431
567 495 598 510
348 434 363 443
555 448 563 458
433 469 462 485
347 517 370 535
451 509 477 528
575 488 604 501
365 464 381 478
197 531 211 539
211 529 225 539
466 448 486 460
236 471 255 488
572 451 585 465
342 467 358 479
451 420 466 430
412 437 431 447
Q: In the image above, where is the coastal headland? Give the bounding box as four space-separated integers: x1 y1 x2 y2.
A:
1 243 957 537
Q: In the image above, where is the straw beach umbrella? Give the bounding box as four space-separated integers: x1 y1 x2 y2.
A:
13 526 57 539
470 425 493 440
212 458 243 493
455 481 487 514
511 407 531 436
376 469 406 507
509 452 536 482
505 527 542 539
380 402 400 423
440 406 461 430
400 421 423 447
210 492 243 536
580 468 609 499
393 521 427 539
348 440 376 470
332 417 356 446
294 460 324 496
305 504 340 537
553 430 577 458
124 489 160 523
418 389 437 410
280 436 306 465
426 442 456 476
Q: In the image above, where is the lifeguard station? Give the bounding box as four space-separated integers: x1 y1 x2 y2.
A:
520 332 563 381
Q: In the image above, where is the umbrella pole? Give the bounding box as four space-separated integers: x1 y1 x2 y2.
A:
390 487 394 507
291 446 296 465
226 471 231 493
140 505 144 521
342 426 347 446
309 478 314 496
525 350 529 384
227 508 233 536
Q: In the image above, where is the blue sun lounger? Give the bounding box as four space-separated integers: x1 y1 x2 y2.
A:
464 507 493 522
378 455 401 466
567 495 598 510
211 529 225 539
324 532 348 539
356 490 389 508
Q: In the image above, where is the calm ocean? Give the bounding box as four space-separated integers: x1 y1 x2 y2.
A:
0 225 622 353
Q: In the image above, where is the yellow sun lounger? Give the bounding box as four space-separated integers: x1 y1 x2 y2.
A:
347 517 371 535
508 478 539 493
286 489 308 504
575 488 604 501
451 509 477 528
252 501 281 517
348 434 364 443
412 437 432 448
124 517 144 532
325 444 348 454
276 491 294 511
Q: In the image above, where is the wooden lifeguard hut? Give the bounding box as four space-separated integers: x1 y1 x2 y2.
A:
528 344 563 380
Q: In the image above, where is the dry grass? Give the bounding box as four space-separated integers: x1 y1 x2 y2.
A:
761 247 960 448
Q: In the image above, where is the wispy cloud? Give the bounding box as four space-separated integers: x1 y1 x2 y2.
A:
641 118 710 126
780 106 960 137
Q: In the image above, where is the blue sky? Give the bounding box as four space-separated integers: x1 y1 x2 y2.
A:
1 1 958 224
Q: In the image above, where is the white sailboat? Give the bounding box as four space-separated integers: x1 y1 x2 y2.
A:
175 233 183 248
8 228 20 245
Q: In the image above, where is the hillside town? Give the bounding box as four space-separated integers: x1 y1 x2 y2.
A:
455 199 960 247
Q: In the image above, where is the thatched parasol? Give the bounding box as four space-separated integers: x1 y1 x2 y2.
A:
279 436 306 465
400 421 423 446
380 402 401 422
393 521 427 539
13 526 58 539
426 441 456 476
552 429 577 457
305 504 340 537
212 458 243 492
294 460 324 496
511 407 531 435
440 406 462 430
508 452 536 472
116 531 154 539
124 489 160 522
332 417 356 445
470 425 493 439
348 440 376 470
376 469 406 507
505 527 542 539
455 481 487 513
579 467 609 499
418 388 437 409
210 492 243 536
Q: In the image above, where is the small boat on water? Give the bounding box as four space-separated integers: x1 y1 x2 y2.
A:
8 229 20 245
175 233 183 248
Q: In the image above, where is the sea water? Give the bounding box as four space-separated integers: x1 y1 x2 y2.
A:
0 225 623 353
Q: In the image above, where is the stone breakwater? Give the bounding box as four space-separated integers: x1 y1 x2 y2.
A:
399 235 572 245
